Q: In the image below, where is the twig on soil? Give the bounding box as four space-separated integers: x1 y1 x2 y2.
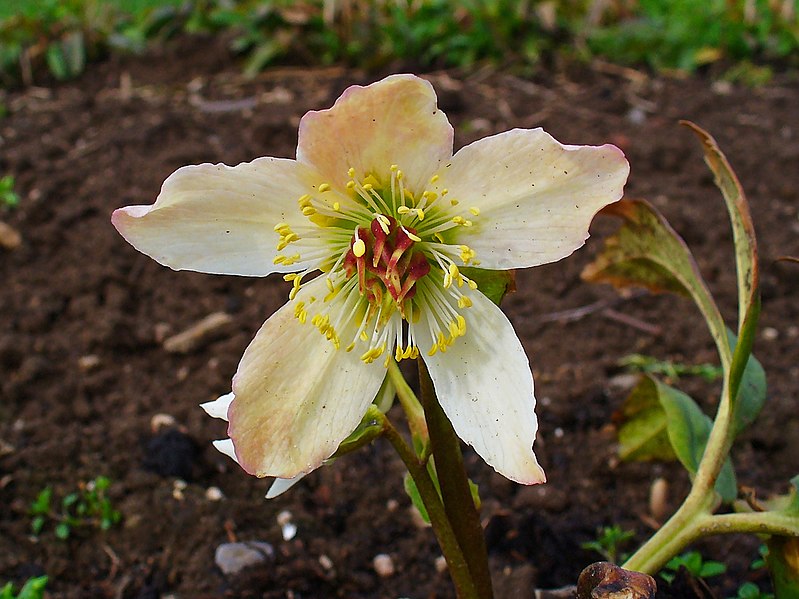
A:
602 308 663 336
162 312 233 353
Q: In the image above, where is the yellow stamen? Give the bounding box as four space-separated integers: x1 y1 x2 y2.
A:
318 183 331 193
469 207 480 216
353 238 366 257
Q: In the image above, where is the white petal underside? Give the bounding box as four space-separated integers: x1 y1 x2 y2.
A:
415 287 545 484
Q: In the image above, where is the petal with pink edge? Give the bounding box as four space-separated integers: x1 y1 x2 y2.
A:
112 158 322 276
227 276 386 479
297 74 453 194
437 128 629 270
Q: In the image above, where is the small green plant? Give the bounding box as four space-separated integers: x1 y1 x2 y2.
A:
730 582 774 599
619 353 724 382
0 576 48 599
660 550 727 584
30 476 121 539
0 175 20 208
582 525 636 564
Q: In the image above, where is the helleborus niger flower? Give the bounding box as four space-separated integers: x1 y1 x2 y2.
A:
113 74 629 489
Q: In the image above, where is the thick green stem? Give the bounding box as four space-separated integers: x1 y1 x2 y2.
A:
624 378 737 575
418 360 494 599
381 416 479 599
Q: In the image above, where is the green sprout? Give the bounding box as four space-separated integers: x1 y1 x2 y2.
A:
581 525 636 564
660 550 727 584
0 576 48 599
730 582 774 599
0 175 19 208
619 353 724 382
30 476 121 539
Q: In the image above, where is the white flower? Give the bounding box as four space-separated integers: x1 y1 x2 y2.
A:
113 74 629 487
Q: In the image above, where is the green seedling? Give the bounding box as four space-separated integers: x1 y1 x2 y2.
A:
730 582 774 599
619 353 723 382
0 175 19 208
0 575 48 599
30 476 121 539
660 550 727 584
581 525 636 564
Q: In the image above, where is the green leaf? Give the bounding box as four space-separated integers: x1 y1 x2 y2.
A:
617 376 737 502
727 329 767 436
16 575 48 599
460 267 515 306
617 377 676 462
30 488 51 515
682 122 761 405
764 537 799 598
404 471 432 524
582 199 730 368
30 516 45 536
54 522 70 540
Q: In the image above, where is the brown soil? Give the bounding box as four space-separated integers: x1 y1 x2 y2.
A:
1 37 798 598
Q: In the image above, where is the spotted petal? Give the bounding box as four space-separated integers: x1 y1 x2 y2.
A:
437 128 629 270
112 158 323 276
297 74 453 194
415 287 545 484
227 276 386 478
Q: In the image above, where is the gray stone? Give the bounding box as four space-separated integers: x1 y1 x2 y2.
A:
214 541 275 576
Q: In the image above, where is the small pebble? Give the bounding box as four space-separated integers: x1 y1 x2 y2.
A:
150 413 177 432
277 510 297 541
0 221 21 250
649 477 669 522
214 541 274 576
172 479 187 501
318 554 334 571
373 553 395 577
434 555 448 573
77 354 101 372
762 327 779 341
386 498 399 512
205 486 224 502
554 427 564 438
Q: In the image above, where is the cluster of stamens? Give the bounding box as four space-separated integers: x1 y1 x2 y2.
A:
272 162 488 365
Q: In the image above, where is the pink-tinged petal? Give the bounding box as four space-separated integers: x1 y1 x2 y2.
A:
227 276 386 479
297 74 453 193
437 128 629 269
112 158 322 276
415 287 546 484
201 392 235 421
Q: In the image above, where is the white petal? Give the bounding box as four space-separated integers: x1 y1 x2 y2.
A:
227 276 386 478
266 474 306 499
201 392 235 421
415 288 545 484
437 128 629 269
112 157 323 276
212 438 240 465
297 74 453 194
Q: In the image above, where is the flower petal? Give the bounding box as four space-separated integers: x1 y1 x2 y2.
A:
297 74 453 194
437 128 629 269
266 474 306 499
201 392 235 420
416 287 546 484
212 438 240 465
112 158 322 276
227 276 386 478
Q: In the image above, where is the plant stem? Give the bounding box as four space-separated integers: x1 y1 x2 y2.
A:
624 379 737 574
387 360 428 445
418 359 494 599
381 415 479 599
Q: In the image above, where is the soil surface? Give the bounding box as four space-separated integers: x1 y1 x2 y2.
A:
1 37 798 599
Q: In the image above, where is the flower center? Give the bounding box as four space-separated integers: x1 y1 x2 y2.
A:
276 164 487 366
